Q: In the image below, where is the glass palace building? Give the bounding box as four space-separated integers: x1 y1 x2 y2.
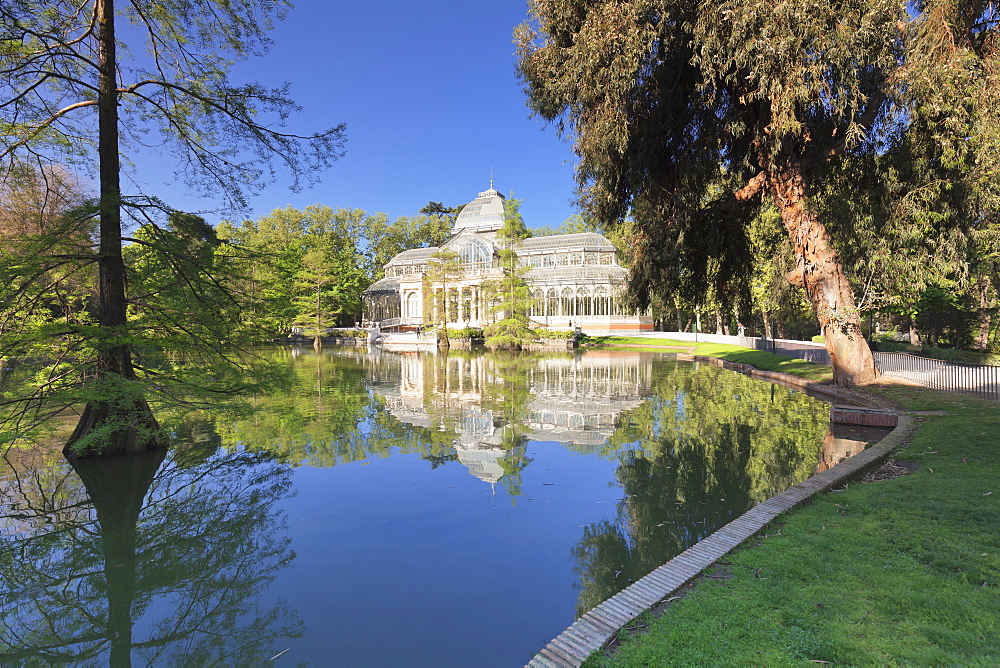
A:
362 186 653 334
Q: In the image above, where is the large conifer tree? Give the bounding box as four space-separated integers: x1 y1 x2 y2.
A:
517 0 998 385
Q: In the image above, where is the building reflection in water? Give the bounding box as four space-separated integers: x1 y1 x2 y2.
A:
368 351 652 483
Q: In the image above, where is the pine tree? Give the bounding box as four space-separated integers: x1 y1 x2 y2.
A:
483 196 536 350
517 0 999 385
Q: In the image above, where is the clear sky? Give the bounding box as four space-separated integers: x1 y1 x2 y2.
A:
129 1 580 230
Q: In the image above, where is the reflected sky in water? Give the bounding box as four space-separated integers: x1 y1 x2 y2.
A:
1 349 883 666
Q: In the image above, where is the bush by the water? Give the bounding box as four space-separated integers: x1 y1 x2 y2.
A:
451 327 484 340
532 327 577 340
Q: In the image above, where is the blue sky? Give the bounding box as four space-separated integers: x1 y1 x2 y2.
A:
129 1 580 229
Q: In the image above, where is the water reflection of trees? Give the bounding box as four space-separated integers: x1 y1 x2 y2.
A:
218 349 833 498
570 361 830 615
218 347 459 469
123 348 844 623
0 447 300 665
365 349 652 488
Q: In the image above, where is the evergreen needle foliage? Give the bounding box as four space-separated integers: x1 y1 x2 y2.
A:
483 196 537 350
517 0 1000 385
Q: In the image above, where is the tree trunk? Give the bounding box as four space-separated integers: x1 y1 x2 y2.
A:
973 274 995 350
762 310 773 339
909 321 922 346
66 0 162 457
768 158 876 386
72 449 166 667
313 278 325 349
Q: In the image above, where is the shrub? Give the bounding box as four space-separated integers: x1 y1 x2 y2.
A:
452 326 484 340
532 327 577 340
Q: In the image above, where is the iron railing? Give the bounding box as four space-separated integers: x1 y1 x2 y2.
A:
872 352 1000 400
659 331 1000 399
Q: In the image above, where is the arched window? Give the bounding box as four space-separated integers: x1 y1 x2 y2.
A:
531 289 543 317
450 237 493 270
594 287 608 315
407 292 419 319
578 287 592 316
561 288 573 317
546 288 558 317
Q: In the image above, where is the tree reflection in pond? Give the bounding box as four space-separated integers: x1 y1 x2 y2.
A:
0 348 867 664
570 360 831 615
0 447 300 665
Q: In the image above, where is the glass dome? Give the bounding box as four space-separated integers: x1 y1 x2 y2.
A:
452 187 506 234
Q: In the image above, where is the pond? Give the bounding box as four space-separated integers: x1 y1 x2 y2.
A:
0 349 880 666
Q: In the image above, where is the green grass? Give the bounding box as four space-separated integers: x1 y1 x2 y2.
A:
583 336 835 383
585 384 1000 666
582 335 695 348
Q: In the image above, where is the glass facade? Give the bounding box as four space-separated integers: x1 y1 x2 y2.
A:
362 187 649 332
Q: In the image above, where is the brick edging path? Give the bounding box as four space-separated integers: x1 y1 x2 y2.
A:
527 358 918 668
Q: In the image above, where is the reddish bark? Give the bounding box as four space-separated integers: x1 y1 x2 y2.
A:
767 158 878 386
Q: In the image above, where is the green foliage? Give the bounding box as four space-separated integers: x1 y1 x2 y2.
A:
532 327 577 340
1 0 344 452
363 210 452 280
591 385 1000 666
218 205 373 335
517 0 998 382
0 202 291 447
532 212 599 237
0 0 344 207
451 327 484 340
483 196 536 349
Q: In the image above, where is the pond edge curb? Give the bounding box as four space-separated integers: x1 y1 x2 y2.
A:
525 360 918 668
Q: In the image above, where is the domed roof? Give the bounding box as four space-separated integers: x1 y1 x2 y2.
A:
452 186 506 235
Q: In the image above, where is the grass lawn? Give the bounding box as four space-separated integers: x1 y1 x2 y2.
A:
581 348 1000 665
582 336 835 383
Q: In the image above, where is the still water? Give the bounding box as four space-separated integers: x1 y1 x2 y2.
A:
0 349 876 666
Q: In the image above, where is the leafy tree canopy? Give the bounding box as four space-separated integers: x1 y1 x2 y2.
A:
517 0 999 384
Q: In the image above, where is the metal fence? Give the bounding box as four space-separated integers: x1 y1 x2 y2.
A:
656 331 999 399
872 352 1000 400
